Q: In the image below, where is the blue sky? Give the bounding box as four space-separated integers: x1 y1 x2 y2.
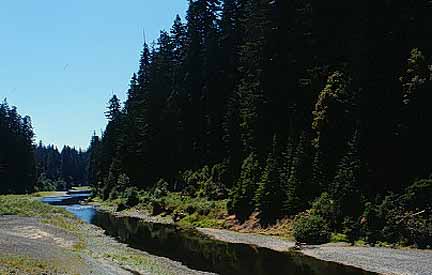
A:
0 0 188 149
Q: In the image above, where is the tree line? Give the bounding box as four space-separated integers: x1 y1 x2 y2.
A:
35 143 89 191
0 99 89 194
0 100 35 194
85 0 431 245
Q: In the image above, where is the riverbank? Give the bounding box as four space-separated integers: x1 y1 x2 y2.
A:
91 193 293 238
3 194 429 275
302 243 432 275
198 227 432 275
0 195 213 275
94 197 432 275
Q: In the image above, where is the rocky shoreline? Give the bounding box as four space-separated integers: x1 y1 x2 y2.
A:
94 203 432 275
198 227 432 275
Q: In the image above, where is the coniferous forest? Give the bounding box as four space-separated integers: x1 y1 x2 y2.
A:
0 101 88 194
86 0 432 246
1 0 432 248
0 100 35 194
35 143 89 191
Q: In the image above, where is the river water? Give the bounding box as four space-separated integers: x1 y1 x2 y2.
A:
42 195 376 275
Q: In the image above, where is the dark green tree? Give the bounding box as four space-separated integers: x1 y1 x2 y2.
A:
228 152 261 220
331 130 362 225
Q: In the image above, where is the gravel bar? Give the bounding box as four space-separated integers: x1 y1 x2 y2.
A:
197 227 296 252
302 244 432 275
198 227 432 275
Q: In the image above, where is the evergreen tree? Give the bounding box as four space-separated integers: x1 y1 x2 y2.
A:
237 0 271 158
331 130 362 225
398 49 432 183
312 71 356 190
283 132 312 215
255 136 285 222
0 100 35 194
228 152 261 220
87 132 102 192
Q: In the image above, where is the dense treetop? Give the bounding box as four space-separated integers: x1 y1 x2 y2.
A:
0 100 35 194
88 0 432 238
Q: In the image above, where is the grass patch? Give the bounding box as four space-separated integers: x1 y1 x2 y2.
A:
0 195 82 235
72 239 87 252
145 192 228 228
32 191 65 197
355 239 367 246
0 195 73 218
253 218 294 239
41 215 82 233
95 192 228 229
0 256 61 274
71 186 92 191
331 233 350 243
178 212 225 228
90 196 121 210
104 252 176 275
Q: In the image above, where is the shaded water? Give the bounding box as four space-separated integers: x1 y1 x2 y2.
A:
91 212 375 275
44 195 375 275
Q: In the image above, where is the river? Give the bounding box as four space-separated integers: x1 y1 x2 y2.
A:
42 194 376 275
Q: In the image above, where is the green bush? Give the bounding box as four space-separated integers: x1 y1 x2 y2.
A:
293 212 331 244
228 153 261 219
124 187 140 207
34 174 66 192
342 217 360 244
109 186 120 200
311 193 335 224
330 233 349 243
402 179 432 210
153 179 169 198
179 163 228 200
360 180 432 248
150 198 166 216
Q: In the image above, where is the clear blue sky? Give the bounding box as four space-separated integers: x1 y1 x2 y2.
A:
0 0 188 150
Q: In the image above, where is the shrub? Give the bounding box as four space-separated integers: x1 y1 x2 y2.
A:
109 186 120 200
151 199 166 216
360 181 432 248
124 187 140 207
293 212 331 244
402 179 432 210
311 193 335 224
342 217 360 244
202 163 229 200
180 163 229 200
153 179 169 199
228 153 261 219
330 233 349 243
402 211 432 248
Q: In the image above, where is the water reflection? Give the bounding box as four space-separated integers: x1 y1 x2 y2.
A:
92 211 375 275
